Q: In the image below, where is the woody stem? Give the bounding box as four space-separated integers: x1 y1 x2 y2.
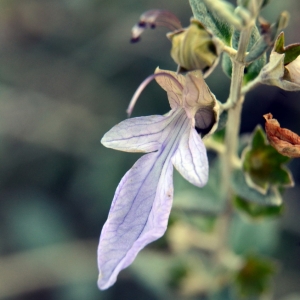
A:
222 27 252 197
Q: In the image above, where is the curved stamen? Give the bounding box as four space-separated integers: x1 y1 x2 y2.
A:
127 72 184 117
131 10 182 43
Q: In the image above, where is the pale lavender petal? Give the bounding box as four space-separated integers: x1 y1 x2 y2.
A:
101 114 174 153
172 126 208 187
98 109 190 290
97 151 174 290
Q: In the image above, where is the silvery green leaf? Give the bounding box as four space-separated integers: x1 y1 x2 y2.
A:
222 52 232 78
231 169 282 205
237 0 264 16
223 25 266 82
189 0 235 45
245 11 290 64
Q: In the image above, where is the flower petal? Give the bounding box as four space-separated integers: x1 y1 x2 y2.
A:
172 126 208 187
101 114 173 153
183 72 217 119
97 151 174 289
154 67 185 108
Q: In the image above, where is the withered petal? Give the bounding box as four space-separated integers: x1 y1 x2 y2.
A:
263 113 300 157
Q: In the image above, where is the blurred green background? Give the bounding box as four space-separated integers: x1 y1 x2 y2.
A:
0 0 299 299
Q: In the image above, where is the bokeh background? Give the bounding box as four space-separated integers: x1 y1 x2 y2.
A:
0 0 299 299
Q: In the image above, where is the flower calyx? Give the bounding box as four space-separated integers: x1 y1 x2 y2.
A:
167 19 220 77
259 32 300 90
131 10 221 77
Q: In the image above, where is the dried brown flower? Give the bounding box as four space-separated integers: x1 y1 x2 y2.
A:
263 113 300 157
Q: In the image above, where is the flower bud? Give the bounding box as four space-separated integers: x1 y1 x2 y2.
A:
167 19 220 77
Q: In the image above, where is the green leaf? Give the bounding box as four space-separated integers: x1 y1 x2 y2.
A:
245 37 270 64
231 169 282 205
274 31 300 65
189 0 234 45
234 195 284 219
232 25 261 50
245 12 289 64
274 31 285 53
244 53 266 83
222 52 232 78
283 44 300 65
223 25 266 82
229 213 279 255
243 26 267 83
242 126 293 194
235 254 277 298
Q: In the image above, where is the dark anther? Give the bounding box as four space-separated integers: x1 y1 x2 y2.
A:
150 23 156 29
138 21 146 28
130 37 140 43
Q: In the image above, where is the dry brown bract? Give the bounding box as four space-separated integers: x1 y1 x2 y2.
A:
263 113 300 157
